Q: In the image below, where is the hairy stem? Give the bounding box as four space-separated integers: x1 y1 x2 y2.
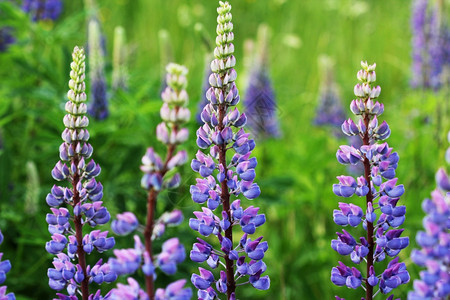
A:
363 110 374 300
144 188 157 300
71 154 89 300
143 137 177 299
218 104 236 299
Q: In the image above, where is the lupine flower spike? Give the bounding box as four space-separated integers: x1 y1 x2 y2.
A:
243 23 280 139
108 63 192 300
314 56 346 129
190 2 270 299
0 28 15 53
46 46 116 300
411 0 450 90
408 131 450 299
0 230 15 300
87 19 109 120
331 61 409 300
22 0 63 22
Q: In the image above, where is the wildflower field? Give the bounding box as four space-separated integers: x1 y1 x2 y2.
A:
0 0 449 299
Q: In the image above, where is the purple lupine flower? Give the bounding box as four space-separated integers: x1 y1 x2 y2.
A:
314 60 346 128
410 0 450 90
244 68 280 139
244 23 280 139
87 19 109 120
190 2 269 299
45 46 115 299
109 278 148 300
408 132 450 299
0 28 15 53
22 0 63 21
0 230 15 300
331 61 409 300
109 63 191 299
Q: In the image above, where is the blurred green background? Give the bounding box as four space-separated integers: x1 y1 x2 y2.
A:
0 0 449 299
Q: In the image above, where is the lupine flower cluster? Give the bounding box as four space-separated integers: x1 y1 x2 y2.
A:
411 0 450 90
190 2 270 299
314 58 346 129
243 24 280 139
87 19 109 120
0 28 14 53
108 63 192 300
408 131 450 299
22 0 63 22
45 46 116 299
0 230 15 300
331 61 409 300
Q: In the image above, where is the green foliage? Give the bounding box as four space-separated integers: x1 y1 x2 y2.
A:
0 0 448 299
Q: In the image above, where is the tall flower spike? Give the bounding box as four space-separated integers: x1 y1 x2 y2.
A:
112 26 128 92
108 63 192 300
408 132 450 299
190 2 269 299
314 56 346 129
0 28 15 53
22 0 63 22
243 23 280 139
46 46 116 300
0 230 15 300
331 62 409 300
410 0 450 90
87 19 109 120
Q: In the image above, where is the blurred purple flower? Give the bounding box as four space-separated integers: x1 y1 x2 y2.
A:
22 0 63 21
244 67 280 139
409 132 450 299
411 0 450 90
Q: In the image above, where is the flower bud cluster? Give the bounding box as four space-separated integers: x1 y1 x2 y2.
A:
190 2 269 298
87 19 109 120
45 47 115 298
331 62 409 299
0 230 15 300
409 132 450 299
108 63 191 299
22 0 63 22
